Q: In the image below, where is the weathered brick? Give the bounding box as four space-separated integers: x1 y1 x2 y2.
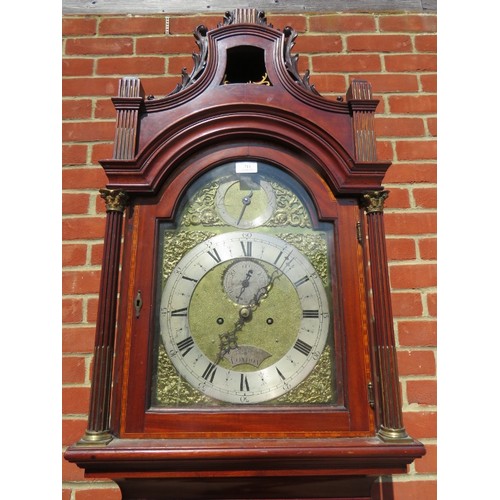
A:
413 187 437 209
62 193 91 215
390 263 437 289
403 411 437 439
421 73 437 92
375 117 425 137
347 34 412 53
62 269 102 295
62 144 88 165
407 379 437 405
385 54 437 72
379 15 437 33
62 297 83 324
62 356 87 384
62 418 87 446
418 237 437 260
384 187 411 209
63 18 97 36
62 121 116 142
295 35 343 54
63 386 91 414
415 34 437 52
91 143 115 163
427 292 437 317
62 217 106 241
396 140 437 161
63 167 108 190
386 238 417 261
309 15 376 33
384 163 437 184
311 74 348 95
96 56 166 75
63 77 119 97
62 327 96 353
385 212 437 235
398 350 435 376
398 320 437 346
136 35 198 55
391 292 423 317
65 37 133 55
168 15 222 34
62 99 93 120
63 58 94 77
312 54 381 73
389 95 437 114
391 480 437 500
427 116 437 137
90 243 104 265
99 16 165 35
268 15 307 33
63 244 87 267
357 74 419 93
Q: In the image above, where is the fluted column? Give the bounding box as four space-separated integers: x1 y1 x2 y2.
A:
363 190 409 442
78 189 128 445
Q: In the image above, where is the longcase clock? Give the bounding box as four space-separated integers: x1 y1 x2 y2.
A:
65 9 425 499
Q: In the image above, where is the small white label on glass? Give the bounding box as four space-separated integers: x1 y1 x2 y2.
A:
235 161 258 173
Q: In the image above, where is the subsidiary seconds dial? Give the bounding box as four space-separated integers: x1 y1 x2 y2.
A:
160 232 330 404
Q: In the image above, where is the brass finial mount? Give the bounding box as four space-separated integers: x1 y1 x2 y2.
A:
362 190 389 214
99 189 129 213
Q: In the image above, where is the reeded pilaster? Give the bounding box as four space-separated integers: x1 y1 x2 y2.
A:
111 76 144 160
78 189 128 445
362 190 409 441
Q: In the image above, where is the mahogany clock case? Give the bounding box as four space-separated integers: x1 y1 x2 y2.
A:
64 9 425 499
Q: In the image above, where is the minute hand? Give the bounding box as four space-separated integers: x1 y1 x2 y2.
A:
236 191 253 226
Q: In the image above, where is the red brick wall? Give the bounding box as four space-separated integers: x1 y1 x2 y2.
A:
62 12 437 499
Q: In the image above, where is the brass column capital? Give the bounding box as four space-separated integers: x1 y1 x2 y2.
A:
362 190 389 214
99 188 129 213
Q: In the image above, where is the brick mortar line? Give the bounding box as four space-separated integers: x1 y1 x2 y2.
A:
401 373 437 379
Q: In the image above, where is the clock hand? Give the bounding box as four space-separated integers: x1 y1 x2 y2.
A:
236 191 253 226
236 269 254 301
216 269 282 364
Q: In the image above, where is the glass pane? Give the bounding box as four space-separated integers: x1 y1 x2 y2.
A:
151 161 338 407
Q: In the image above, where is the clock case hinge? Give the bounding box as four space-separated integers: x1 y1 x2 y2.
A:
367 381 375 408
356 220 363 244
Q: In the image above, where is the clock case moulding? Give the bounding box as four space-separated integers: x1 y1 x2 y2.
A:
64 8 425 500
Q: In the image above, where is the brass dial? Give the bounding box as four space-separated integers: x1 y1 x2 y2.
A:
215 178 276 228
160 232 330 404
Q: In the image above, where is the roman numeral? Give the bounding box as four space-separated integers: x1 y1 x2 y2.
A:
294 275 309 287
202 362 217 383
207 248 221 263
303 309 319 318
176 336 194 357
276 367 286 380
240 373 250 392
240 240 252 257
294 338 312 356
273 250 283 266
182 275 198 283
170 307 188 317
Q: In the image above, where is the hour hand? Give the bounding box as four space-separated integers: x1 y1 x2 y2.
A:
236 191 253 226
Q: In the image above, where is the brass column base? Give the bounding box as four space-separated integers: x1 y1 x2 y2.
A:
77 430 114 446
377 425 413 443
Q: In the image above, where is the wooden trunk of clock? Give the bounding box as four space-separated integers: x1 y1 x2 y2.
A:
64 9 425 499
